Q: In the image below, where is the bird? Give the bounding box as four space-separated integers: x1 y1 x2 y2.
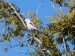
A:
25 19 38 31
25 19 50 37
25 19 42 46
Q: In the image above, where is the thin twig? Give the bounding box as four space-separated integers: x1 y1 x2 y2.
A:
63 37 68 56
50 1 63 15
36 3 42 17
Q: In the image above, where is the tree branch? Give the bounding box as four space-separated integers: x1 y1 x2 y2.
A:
7 0 26 28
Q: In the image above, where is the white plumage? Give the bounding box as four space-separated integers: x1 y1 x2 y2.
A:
25 19 49 37
25 19 38 30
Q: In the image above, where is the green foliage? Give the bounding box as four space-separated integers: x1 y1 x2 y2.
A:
0 0 75 56
0 1 25 41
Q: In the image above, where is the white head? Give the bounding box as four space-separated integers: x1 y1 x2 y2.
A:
25 19 31 23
